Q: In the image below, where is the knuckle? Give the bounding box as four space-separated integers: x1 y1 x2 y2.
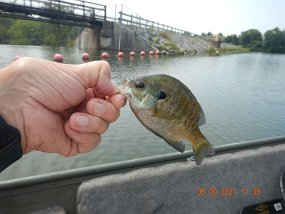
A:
79 134 101 153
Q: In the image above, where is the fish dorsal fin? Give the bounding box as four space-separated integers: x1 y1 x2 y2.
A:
164 139 185 153
198 108 206 125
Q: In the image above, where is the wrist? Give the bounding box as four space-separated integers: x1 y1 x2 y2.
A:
0 115 23 172
0 65 26 154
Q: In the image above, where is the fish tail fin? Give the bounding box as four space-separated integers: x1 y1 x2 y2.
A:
191 137 215 166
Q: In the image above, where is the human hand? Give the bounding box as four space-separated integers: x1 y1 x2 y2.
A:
0 57 126 157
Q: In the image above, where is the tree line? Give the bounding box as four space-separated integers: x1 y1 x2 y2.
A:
0 17 82 47
1 17 284 54
224 28 285 53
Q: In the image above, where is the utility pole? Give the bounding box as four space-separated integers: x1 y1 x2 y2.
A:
118 4 123 51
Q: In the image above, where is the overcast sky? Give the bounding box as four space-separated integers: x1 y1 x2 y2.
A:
92 0 285 36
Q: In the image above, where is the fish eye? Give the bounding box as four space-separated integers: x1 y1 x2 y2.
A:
157 91 167 100
135 81 145 89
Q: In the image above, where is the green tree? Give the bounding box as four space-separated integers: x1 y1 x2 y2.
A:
42 24 75 47
7 20 44 45
0 17 15 43
263 27 285 53
4 18 82 47
240 29 263 51
225 34 240 45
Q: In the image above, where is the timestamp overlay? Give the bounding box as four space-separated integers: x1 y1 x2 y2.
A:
196 186 262 197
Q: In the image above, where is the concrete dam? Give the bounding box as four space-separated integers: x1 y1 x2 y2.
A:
75 21 155 56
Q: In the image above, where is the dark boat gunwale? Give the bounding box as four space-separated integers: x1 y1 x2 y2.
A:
0 135 285 191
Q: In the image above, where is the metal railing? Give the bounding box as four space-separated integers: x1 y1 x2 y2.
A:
118 11 193 35
0 0 198 35
0 0 106 26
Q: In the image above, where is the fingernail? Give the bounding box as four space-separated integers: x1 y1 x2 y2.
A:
77 115 89 126
94 102 106 115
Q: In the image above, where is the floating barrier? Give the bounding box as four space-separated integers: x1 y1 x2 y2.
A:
101 52 110 59
82 53 90 62
53 53 64 63
149 51 154 56
140 51 146 57
130 51 136 57
118 52 124 58
155 50 160 56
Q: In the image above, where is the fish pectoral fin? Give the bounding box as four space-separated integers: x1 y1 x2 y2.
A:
164 139 185 153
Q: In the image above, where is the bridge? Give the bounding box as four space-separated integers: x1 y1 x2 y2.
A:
0 0 107 28
0 0 189 33
0 0 195 54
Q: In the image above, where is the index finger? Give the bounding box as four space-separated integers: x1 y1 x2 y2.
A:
108 94 127 110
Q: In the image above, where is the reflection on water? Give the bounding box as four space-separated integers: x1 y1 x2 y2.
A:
1 44 285 180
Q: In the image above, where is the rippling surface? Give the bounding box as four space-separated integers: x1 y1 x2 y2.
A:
1 44 285 180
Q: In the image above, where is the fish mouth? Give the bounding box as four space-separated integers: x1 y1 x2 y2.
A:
119 79 131 96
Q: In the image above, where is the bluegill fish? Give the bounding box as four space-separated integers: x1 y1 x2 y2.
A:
120 74 215 165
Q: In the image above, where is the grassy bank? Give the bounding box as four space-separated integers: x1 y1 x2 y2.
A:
208 46 250 56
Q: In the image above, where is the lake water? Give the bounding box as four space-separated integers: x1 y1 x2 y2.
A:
1 44 285 181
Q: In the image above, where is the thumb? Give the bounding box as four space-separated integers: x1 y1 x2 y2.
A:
75 60 119 96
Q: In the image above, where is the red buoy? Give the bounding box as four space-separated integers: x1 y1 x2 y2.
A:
82 53 90 62
140 51 146 57
118 51 124 58
101 52 110 59
53 53 64 63
149 51 154 56
155 50 160 56
130 51 135 57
